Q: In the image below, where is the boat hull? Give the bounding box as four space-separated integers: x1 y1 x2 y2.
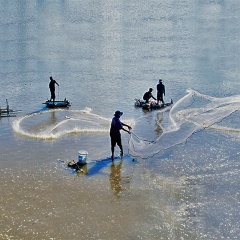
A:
134 99 173 110
43 99 71 108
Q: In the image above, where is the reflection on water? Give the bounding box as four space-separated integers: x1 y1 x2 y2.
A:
110 160 123 198
154 112 163 135
75 164 88 177
110 160 131 199
68 158 132 198
50 111 56 124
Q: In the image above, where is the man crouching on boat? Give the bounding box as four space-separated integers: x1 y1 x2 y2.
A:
143 88 156 103
110 110 131 161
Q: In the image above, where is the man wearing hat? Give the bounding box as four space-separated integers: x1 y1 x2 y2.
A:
157 79 165 104
110 110 132 161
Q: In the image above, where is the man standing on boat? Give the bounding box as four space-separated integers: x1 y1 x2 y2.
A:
143 88 156 103
157 79 165 104
49 76 59 103
110 110 131 161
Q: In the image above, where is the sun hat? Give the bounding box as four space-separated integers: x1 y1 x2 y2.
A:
114 110 123 117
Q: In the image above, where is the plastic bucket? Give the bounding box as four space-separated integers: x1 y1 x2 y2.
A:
78 150 88 164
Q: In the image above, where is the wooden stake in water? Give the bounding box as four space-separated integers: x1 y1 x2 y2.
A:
6 99 9 116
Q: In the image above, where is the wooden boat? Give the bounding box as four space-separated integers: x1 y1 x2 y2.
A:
134 98 173 110
0 99 21 118
43 98 71 108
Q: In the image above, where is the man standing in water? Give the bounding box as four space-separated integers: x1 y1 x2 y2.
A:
157 79 165 104
110 110 131 161
49 76 59 103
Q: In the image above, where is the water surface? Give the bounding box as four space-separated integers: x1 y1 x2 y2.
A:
1 1 240 239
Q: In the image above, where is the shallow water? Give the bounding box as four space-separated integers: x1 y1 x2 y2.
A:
1 1 240 239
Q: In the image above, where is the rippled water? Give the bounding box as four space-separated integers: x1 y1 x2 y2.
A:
1 1 240 239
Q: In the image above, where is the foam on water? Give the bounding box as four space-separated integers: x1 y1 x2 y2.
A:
129 89 240 158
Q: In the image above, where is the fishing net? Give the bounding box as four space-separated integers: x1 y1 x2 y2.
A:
12 108 135 140
12 108 111 139
129 89 240 159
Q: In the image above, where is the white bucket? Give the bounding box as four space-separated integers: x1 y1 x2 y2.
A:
78 150 88 164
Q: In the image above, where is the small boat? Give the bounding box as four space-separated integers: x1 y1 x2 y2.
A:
43 98 71 108
134 98 173 110
0 99 21 118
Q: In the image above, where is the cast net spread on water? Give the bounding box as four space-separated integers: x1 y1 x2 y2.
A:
12 108 110 140
129 89 240 159
12 107 135 140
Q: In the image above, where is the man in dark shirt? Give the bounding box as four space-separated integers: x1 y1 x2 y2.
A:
143 88 156 103
110 110 131 161
49 76 59 103
157 79 165 104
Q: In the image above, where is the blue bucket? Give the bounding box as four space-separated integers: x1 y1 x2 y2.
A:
78 150 88 164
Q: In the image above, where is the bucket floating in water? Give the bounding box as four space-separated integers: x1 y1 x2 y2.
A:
78 150 88 164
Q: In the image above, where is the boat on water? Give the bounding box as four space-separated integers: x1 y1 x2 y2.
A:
0 99 21 118
0 109 17 117
43 98 71 108
134 98 173 110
